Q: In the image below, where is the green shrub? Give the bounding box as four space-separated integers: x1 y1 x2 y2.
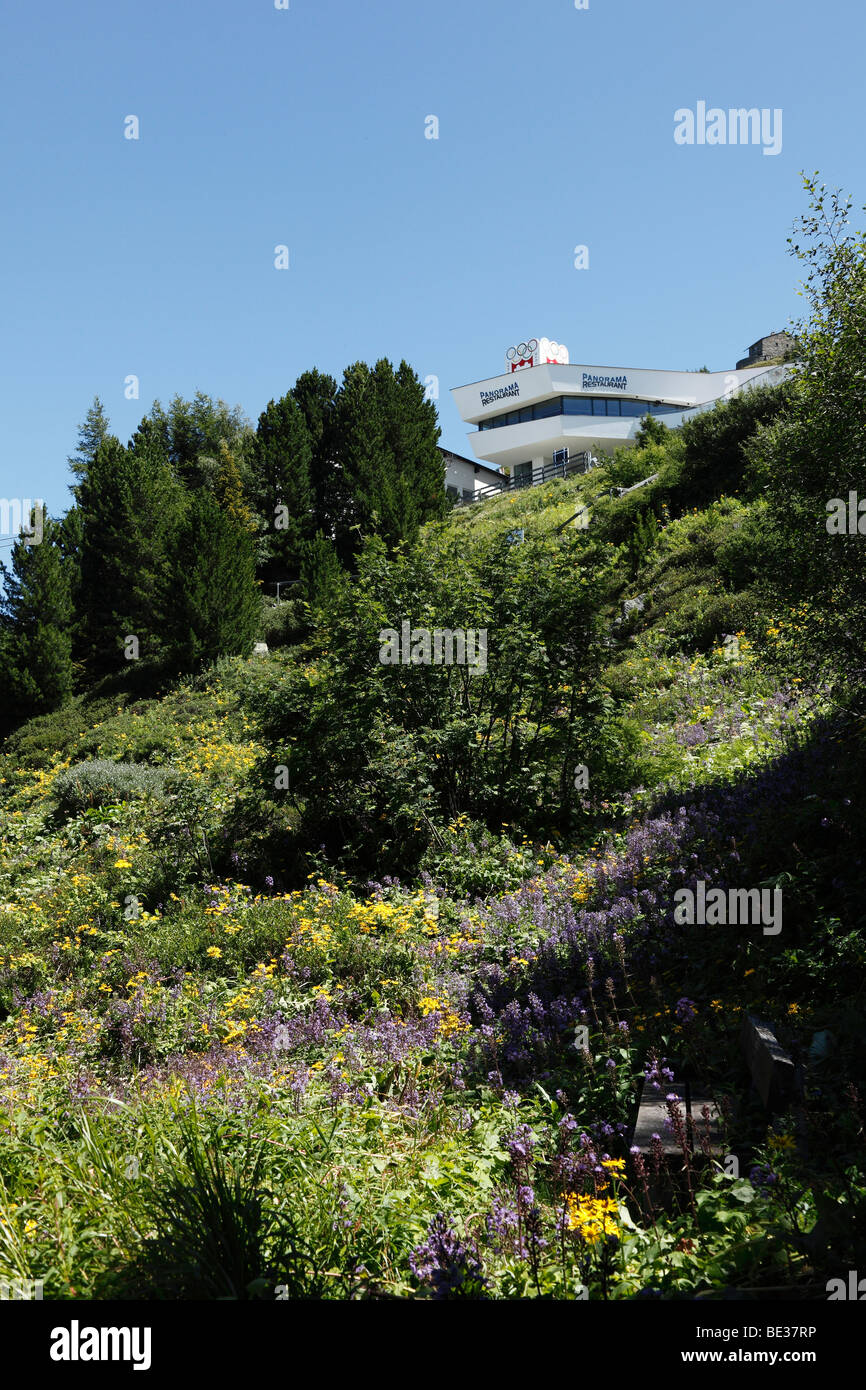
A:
1 697 126 770
52 759 177 814
679 383 791 506
259 598 306 649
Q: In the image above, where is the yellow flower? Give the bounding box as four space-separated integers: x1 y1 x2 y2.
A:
566 1194 620 1244
206 946 222 959
768 1133 796 1153
113 859 132 869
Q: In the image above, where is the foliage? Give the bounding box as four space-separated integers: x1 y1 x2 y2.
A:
246 528 620 877
0 517 75 725
679 382 791 507
75 432 183 675
161 493 260 674
51 759 177 815
251 393 314 575
753 176 866 689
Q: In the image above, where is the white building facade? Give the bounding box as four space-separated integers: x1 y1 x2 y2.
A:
451 338 795 487
439 447 505 503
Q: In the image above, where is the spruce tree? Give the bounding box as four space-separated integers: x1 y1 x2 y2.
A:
67 397 111 496
141 394 254 495
161 492 260 673
76 433 182 673
291 369 340 534
298 532 343 612
332 361 387 560
0 515 75 723
334 358 445 557
215 441 255 533
251 394 314 575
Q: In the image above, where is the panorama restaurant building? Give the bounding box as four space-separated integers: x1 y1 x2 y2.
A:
450 337 794 488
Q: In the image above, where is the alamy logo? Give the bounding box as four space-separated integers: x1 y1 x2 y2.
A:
0 1278 43 1299
826 1271 866 1300
826 492 866 534
379 622 487 675
50 1321 152 1371
674 103 782 156
0 498 44 546
673 881 782 936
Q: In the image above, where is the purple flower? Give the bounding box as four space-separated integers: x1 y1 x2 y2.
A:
409 1213 488 1299
675 997 697 1024
749 1164 778 1193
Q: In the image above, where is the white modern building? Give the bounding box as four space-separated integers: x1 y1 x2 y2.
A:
439 447 505 503
450 337 795 489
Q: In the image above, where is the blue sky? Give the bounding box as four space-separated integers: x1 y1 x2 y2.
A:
1 0 863 519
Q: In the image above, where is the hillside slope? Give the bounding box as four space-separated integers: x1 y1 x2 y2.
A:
1 398 864 1300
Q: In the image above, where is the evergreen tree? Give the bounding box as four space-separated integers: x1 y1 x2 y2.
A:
145 393 255 494
292 369 340 534
0 515 75 724
334 358 445 558
298 532 343 612
626 509 658 578
332 361 386 559
76 433 183 673
215 441 255 533
634 415 669 449
67 397 111 494
251 394 314 574
161 492 260 673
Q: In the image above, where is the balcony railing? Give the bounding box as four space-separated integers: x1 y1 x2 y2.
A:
454 451 594 506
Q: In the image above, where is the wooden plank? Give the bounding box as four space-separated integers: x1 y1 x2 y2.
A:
741 1013 795 1111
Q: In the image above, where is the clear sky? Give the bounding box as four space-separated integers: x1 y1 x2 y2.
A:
1 0 864 521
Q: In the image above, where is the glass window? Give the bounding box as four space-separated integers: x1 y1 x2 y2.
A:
533 398 561 420
592 399 608 416
620 400 647 417
563 396 592 415
517 406 533 423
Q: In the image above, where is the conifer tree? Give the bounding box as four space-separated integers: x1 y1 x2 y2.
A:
0 515 75 723
215 441 255 533
334 358 444 557
75 432 183 672
161 492 260 672
298 532 343 612
67 397 111 494
145 394 254 494
251 394 314 574
292 369 340 534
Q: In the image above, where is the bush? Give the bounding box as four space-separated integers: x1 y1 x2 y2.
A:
679 383 791 506
0 696 129 770
52 758 177 815
259 598 306 649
